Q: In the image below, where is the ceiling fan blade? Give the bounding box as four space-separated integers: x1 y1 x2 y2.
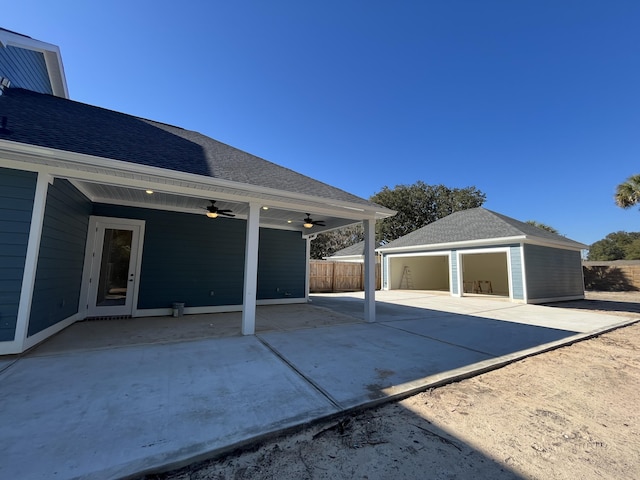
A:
220 211 235 217
314 221 326 226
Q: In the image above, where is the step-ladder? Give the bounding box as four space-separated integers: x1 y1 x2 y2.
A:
399 266 414 289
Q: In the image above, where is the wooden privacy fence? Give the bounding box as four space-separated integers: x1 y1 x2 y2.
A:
310 260 381 292
583 261 640 291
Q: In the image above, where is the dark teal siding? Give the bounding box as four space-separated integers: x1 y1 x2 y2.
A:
92 204 306 309
257 229 305 299
524 244 584 300
28 180 92 336
92 204 245 308
0 167 36 341
0 45 53 94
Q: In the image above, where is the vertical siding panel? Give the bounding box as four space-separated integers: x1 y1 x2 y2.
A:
0 167 36 341
509 245 525 300
382 254 388 289
450 251 458 295
28 179 92 336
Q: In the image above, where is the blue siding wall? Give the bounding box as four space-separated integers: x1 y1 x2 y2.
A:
382 254 389 289
28 180 92 336
524 244 584 300
92 204 306 309
257 228 305 299
450 251 459 294
509 245 525 300
0 167 36 341
0 45 53 94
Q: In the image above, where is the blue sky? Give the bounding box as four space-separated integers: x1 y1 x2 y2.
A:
5 1 639 245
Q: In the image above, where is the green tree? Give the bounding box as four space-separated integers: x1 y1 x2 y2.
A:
525 220 559 234
310 224 363 259
588 231 640 260
370 181 486 244
310 181 486 259
615 174 640 209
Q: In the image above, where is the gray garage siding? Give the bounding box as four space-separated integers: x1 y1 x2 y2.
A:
509 245 525 300
451 251 459 295
524 244 583 300
28 179 92 336
0 167 36 341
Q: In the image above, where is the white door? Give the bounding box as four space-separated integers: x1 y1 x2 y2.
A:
82 217 145 317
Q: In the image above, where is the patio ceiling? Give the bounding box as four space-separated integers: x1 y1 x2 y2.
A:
69 179 366 234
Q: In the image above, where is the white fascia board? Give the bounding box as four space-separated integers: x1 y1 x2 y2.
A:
520 236 588 251
325 255 365 262
0 139 387 220
0 30 69 98
377 235 587 254
377 236 527 253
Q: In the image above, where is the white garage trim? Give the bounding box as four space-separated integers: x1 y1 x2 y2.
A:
384 251 451 292
520 244 529 303
456 247 512 300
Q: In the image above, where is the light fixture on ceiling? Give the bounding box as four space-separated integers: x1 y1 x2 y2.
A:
205 200 235 219
262 206 269 210
145 189 154 194
303 214 325 229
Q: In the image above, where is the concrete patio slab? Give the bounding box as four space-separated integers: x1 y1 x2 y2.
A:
381 314 576 357
0 336 337 480
1 291 637 479
471 303 628 332
259 323 492 409
30 303 361 356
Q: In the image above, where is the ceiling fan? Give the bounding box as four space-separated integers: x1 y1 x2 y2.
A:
205 200 235 218
303 213 325 229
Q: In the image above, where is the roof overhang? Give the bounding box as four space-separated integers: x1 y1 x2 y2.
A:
377 235 587 254
0 139 395 234
0 29 69 99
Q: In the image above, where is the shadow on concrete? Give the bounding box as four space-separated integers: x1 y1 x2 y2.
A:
543 298 640 315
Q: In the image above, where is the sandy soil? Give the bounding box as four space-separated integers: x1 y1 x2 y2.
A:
148 292 640 480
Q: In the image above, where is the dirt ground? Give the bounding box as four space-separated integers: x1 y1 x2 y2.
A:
148 292 640 480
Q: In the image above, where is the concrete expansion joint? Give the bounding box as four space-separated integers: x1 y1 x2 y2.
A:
255 334 343 411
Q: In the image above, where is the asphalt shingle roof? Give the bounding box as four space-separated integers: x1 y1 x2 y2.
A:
330 242 367 257
0 88 376 206
379 207 586 250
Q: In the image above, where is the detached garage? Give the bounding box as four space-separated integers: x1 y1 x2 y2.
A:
378 208 587 304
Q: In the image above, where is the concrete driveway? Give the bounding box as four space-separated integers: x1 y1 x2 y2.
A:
0 291 635 480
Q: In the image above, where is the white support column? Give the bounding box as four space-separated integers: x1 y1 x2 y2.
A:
363 218 376 323
14 173 52 351
305 235 313 302
242 202 260 335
